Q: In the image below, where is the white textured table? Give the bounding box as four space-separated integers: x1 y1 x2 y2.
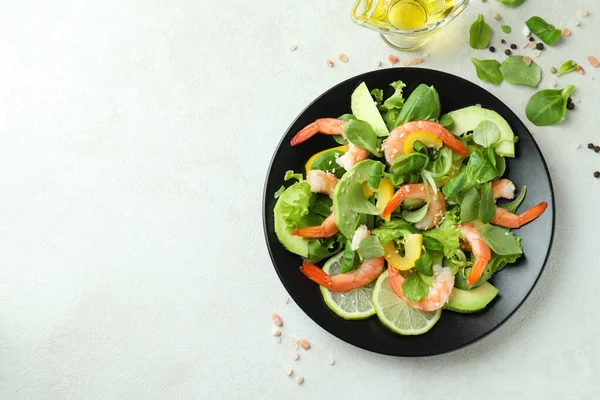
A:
0 1 599 399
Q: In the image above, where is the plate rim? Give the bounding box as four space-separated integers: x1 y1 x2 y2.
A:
262 67 556 357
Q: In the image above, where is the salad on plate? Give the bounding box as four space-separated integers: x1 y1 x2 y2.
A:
273 80 548 335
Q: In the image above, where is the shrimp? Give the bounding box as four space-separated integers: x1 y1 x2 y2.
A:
460 223 492 286
290 118 369 170
381 183 446 230
291 170 339 238
351 225 370 251
491 179 548 229
300 257 385 292
388 264 455 311
384 120 467 165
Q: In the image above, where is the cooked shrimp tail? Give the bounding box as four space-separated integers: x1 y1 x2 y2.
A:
291 214 338 238
290 118 346 146
300 261 333 288
492 202 547 229
460 223 492 286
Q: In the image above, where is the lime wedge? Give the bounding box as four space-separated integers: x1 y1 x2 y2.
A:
320 253 376 320
372 270 441 335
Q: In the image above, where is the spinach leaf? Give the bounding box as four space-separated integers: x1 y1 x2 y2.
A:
338 114 357 121
501 25 512 34
499 186 527 213
496 0 525 6
455 250 522 289
346 182 381 216
494 152 506 177
415 248 433 277
402 204 429 223
480 225 523 256
525 84 575 126
309 195 332 217
465 149 498 189
307 239 342 263
479 182 496 224
395 84 441 125
471 58 503 85
423 236 444 253
460 187 481 222
390 152 429 175
473 120 501 148
401 274 430 302
343 119 382 156
372 219 416 244
358 235 385 260
310 149 347 178
499 56 542 88
470 14 492 50
384 172 405 187
526 16 561 45
442 167 467 198
439 114 454 129
367 161 384 189
340 240 359 273
557 60 578 76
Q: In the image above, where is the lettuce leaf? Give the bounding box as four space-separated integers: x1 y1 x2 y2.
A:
372 219 416 244
275 180 313 230
372 81 407 131
422 209 462 257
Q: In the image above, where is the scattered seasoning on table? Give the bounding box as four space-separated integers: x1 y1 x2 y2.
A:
529 42 537 49
534 50 542 58
562 28 572 36
328 357 335 365
410 57 423 65
299 338 310 350
510 43 517 49
579 9 590 17
338 53 349 63
326 59 334 68
402 59 412 66
388 54 398 65
291 350 299 361
296 376 304 385
493 13 501 21
567 102 575 111
374 58 381 67
529 36 535 42
588 143 595 149
588 56 599 68
501 39 507 44
489 46 496 53
288 44 297 51
576 65 585 74
273 328 281 337
505 49 512 56
284 296 289 304
595 171 600 179
272 313 283 327
572 19 580 27
536 42 544 50
595 146 600 153
285 367 293 376
523 26 531 36
550 67 557 74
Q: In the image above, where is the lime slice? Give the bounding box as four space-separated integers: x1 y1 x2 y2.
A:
372 270 441 335
320 253 376 320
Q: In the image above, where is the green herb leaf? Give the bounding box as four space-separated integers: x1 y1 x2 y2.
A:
371 89 383 104
310 149 347 178
340 240 359 273
415 248 433 277
358 235 385 260
395 84 441 125
343 119 382 156
383 80 407 110
442 167 467 198
390 152 429 175
525 84 575 126
402 203 429 223
422 209 462 258
439 114 454 129
496 0 526 6
384 172 405 187
499 186 527 213
465 149 498 189
461 187 481 222
401 274 430 302
471 58 503 85
557 60 578 76
470 14 492 50
501 25 512 34
338 114 357 122
372 219 416 244
423 236 444 253
307 238 342 263
499 56 542 88
480 225 523 256
346 182 381 216
479 182 496 224
309 195 333 217
526 16 561 45
367 161 385 189
473 120 501 148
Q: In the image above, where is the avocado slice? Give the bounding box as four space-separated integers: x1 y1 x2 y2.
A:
445 106 516 158
444 282 499 313
351 82 389 137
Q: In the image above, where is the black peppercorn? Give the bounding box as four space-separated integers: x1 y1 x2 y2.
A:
489 46 496 52
510 44 517 49
567 103 576 111
594 171 600 178
589 143 595 149
501 39 507 44
505 49 512 56
529 36 535 42
536 43 544 50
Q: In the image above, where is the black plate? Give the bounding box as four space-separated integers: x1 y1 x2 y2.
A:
262 68 554 357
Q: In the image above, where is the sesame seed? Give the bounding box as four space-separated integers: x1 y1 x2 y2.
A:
579 9 589 17
288 44 297 51
534 50 541 58
328 357 335 365
374 58 381 67
284 296 289 304
572 19 580 27
291 351 299 361
296 376 304 385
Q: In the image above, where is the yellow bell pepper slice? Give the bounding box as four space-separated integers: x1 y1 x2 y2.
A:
376 178 394 221
383 234 423 271
305 145 349 174
362 182 376 198
403 132 443 154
